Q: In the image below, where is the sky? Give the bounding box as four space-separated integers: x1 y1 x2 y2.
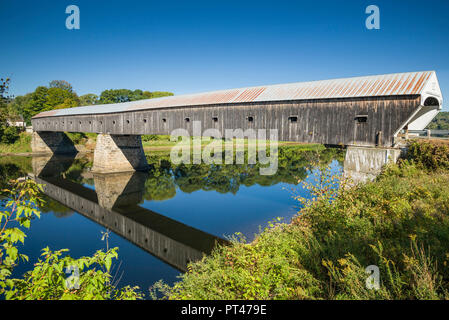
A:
1 0 449 110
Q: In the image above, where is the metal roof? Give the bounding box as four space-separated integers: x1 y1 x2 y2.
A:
33 71 439 118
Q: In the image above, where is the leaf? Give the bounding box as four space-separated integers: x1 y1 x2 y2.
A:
105 256 112 272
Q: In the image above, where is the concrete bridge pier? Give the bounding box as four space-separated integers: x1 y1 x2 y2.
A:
343 146 405 184
31 131 77 155
92 134 149 173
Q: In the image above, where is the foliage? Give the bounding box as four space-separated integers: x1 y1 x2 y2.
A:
7 94 31 122
406 139 449 170
427 111 449 130
66 132 86 145
155 142 449 300
49 80 73 92
0 77 11 122
5 247 143 300
14 81 80 123
0 132 32 154
0 179 44 292
79 93 99 106
98 89 173 104
0 179 143 300
0 126 21 144
0 77 20 145
142 134 162 142
8 78 173 124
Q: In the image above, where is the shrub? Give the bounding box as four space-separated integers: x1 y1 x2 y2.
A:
155 149 449 300
0 126 21 144
406 140 449 170
66 132 86 145
0 179 143 300
142 134 161 142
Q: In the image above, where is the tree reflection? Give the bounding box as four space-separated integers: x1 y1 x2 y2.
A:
0 146 344 214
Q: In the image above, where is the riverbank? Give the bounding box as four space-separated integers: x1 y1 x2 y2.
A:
0 132 321 156
153 140 449 300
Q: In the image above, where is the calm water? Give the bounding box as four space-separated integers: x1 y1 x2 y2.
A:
0 146 344 292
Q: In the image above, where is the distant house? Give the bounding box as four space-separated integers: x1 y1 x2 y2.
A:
6 115 26 128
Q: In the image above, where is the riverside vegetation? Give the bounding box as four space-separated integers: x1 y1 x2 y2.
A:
152 139 449 300
1 140 449 299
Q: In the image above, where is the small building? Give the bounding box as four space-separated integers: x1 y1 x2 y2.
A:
7 115 26 129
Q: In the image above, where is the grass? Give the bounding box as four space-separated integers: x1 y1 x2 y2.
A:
0 131 322 154
152 140 449 300
0 132 32 154
141 135 317 150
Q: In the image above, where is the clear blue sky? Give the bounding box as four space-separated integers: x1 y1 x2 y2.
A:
1 0 449 110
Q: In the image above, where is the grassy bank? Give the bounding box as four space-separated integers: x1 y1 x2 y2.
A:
0 132 32 154
0 132 319 154
153 140 449 300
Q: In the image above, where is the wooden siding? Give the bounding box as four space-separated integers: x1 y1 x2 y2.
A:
31 95 421 147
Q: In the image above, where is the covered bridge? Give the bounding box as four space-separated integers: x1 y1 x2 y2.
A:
32 71 442 149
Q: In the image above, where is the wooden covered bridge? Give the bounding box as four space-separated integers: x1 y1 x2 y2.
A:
31 71 443 172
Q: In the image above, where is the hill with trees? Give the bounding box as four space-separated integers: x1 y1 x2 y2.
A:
427 111 449 130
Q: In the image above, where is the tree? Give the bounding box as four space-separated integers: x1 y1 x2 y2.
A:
150 91 174 99
98 89 134 104
98 89 174 105
19 81 80 123
49 80 73 93
79 93 99 106
46 86 80 109
0 78 11 123
7 94 32 121
0 78 17 142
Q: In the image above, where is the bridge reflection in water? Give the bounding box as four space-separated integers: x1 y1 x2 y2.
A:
30 154 227 272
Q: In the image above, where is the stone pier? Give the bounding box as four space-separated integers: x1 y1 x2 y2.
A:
31 131 77 155
344 146 405 184
92 134 149 173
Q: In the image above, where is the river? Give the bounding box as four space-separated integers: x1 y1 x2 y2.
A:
0 146 344 292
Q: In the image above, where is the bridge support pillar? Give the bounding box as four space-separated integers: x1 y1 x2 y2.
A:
92 134 149 173
344 146 404 184
31 131 77 155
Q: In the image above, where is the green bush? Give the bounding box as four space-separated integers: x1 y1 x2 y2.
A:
0 179 143 300
0 126 21 144
142 134 161 142
154 146 449 300
0 132 32 153
406 140 449 170
65 132 86 145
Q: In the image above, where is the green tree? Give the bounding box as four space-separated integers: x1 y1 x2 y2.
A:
7 94 32 122
150 91 174 99
49 80 73 93
19 81 80 123
0 77 11 122
79 93 99 106
0 77 18 142
98 89 174 104
427 111 449 130
45 87 80 109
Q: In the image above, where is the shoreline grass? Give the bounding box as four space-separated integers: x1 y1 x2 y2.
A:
151 140 449 300
0 132 324 155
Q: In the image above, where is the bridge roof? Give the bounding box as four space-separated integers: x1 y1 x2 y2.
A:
33 71 440 118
